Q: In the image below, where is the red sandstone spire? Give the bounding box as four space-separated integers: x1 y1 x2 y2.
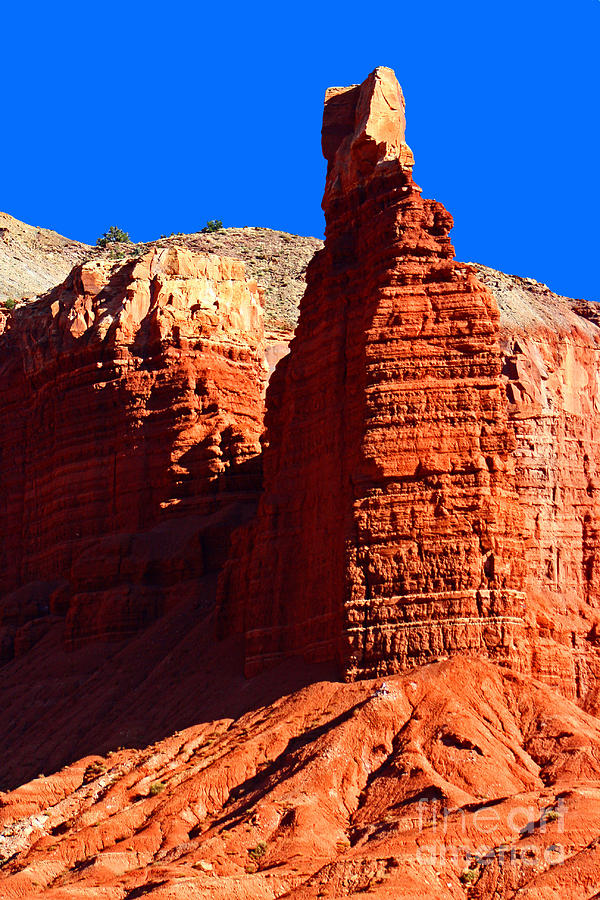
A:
218 68 600 698
321 66 415 208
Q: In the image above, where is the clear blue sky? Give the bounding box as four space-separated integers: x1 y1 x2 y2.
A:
3 0 598 301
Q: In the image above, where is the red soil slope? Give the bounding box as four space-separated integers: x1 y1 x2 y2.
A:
2 657 600 898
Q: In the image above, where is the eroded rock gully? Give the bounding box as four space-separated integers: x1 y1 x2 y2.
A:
0 247 266 659
218 66 600 702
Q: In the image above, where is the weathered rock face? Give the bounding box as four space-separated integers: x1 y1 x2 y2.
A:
218 67 600 698
476 265 600 696
1 213 322 374
0 247 266 658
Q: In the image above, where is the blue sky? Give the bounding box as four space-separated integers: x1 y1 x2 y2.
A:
3 0 599 300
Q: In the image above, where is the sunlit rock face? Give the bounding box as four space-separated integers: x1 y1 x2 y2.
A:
0 247 266 658
218 67 600 698
476 263 600 697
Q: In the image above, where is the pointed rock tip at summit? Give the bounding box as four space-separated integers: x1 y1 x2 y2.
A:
323 65 398 104
322 66 414 205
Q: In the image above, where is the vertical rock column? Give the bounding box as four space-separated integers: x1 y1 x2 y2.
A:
219 67 530 679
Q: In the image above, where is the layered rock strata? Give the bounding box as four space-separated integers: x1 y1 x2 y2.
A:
0 247 265 659
218 67 600 698
1 213 322 374
476 265 600 696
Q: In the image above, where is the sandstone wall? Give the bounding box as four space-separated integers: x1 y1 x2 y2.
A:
0 247 266 659
475 265 600 695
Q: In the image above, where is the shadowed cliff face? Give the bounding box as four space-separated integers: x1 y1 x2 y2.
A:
217 66 600 700
0 247 266 660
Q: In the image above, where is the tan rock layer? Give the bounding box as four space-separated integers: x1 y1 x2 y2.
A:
0 211 90 304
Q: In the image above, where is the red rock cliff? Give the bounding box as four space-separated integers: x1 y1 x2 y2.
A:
0 247 266 659
476 265 600 695
218 67 600 698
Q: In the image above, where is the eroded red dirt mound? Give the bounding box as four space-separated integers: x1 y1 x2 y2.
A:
1 658 600 898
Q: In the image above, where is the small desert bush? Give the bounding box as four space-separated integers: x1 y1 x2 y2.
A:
201 219 223 233
247 840 267 861
148 781 166 796
96 226 131 247
460 865 480 884
83 760 107 783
